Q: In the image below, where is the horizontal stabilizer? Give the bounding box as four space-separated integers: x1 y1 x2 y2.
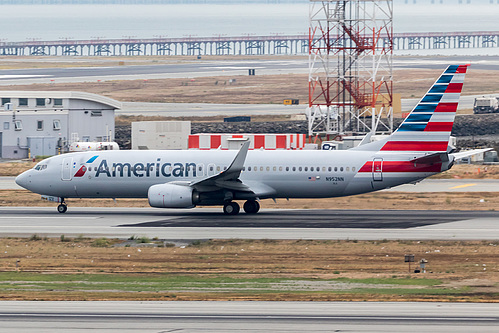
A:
450 148 493 161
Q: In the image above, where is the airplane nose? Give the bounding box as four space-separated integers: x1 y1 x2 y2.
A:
15 171 30 189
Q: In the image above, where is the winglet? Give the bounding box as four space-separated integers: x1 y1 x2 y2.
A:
225 140 250 175
191 140 250 187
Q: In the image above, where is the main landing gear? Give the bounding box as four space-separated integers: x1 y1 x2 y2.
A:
223 200 260 215
57 198 68 214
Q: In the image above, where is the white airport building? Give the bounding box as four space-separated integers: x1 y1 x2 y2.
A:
0 91 121 159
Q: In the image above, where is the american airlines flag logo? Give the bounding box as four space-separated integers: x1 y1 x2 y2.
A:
74 155 99 178
308 176 316 181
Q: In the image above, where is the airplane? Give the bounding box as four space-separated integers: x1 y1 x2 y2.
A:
15 64 481 215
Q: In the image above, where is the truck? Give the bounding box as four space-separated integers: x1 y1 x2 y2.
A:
473 96 499 114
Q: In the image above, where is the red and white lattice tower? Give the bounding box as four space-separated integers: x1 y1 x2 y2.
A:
307 0 393 137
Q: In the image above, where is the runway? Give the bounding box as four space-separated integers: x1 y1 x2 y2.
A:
0 59 309 85
1 55 498 87
0 207 498 240
0 301 497 333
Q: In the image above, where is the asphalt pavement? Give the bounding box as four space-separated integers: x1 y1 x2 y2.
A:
0 207 498 240
0 301 497 333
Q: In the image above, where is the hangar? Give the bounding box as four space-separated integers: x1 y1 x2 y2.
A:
0 91 121 159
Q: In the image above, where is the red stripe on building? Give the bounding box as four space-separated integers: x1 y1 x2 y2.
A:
276 135 286 149
359 161 442 173
232 135 243 138
434 103 458 112
445 83 463 93
188 135 199 149
424 122 454 132
254 135 265 149
210 135 221 149
381 141 448 151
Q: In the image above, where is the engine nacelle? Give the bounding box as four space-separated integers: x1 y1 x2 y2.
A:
148 183 199 208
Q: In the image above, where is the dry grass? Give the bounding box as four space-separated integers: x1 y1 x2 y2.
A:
0 238 498 301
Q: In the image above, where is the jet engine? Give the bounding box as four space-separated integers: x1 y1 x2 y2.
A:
148 183 200 208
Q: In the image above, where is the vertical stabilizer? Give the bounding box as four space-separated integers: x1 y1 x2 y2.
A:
381 64 469 153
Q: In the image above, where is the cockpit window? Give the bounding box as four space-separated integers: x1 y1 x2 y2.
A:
34 164 47 171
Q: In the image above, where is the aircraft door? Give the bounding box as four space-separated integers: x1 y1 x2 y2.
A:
372 158 383 182
207 163 216 176
62 157 73 181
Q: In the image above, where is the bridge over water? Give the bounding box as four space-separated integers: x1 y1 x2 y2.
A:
1 31 497 56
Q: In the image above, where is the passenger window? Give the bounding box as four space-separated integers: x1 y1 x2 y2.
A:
279 166 282 171
210 166 213 171
299 167 302 172
305 167 308 171
260 167 263 171
273 166 276 171
217 166 220 172
328 167 332 172
346 167 349 172
292 167 296 171
334 167 338 172
286 167 289 171
340 167 344 172
266 166 270 171
352 167 356 172
248 166 252 171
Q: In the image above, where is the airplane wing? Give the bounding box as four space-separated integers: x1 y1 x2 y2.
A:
190 141 257 194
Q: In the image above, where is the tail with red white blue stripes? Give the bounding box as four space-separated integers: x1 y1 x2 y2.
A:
354 64 469 153
382 64 469 153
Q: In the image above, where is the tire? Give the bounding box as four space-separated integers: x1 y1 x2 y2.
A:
57 204 67 214
243 200 260 214
223 202 240 215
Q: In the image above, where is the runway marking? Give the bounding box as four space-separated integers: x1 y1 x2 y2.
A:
0 75 50 79
449 183 477 189
0 216 99 220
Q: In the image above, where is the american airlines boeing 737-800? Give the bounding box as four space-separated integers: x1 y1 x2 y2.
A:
15 65 479 215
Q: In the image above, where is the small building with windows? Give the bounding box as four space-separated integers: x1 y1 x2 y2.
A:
0 91 121 159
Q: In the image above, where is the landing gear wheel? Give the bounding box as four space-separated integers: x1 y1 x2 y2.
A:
57 204 68 214
223 201 240 215
243 200 260 214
